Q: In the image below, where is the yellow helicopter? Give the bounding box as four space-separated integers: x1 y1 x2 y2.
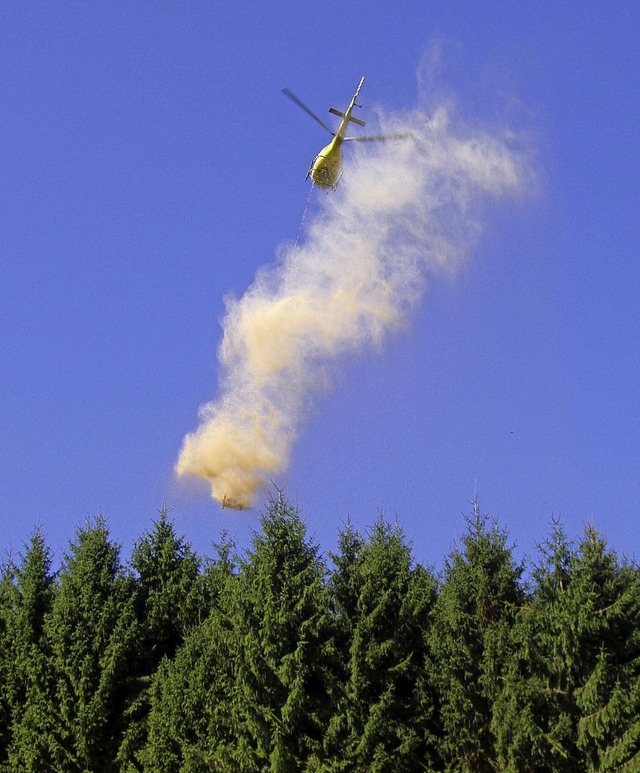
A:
282 76 405 190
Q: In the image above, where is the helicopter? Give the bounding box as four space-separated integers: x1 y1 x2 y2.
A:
282 76 406 190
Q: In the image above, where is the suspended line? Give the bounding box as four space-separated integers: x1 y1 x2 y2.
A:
293 182 314 251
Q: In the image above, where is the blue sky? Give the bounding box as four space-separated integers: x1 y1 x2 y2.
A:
2 2 638 569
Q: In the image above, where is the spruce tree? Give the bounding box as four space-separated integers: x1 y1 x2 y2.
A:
42 517 138 771
325 515 439 771
140 533 238 771
130 507 203 659
328 517 365 655
493 519 581 771
430 501 523 772
495 522 640 771
571 527 640 770
3 529 57 771
228 494 335 771
0 553 16 769
118 509 204 768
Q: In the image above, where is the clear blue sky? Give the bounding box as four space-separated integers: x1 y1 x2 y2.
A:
2 2 638 568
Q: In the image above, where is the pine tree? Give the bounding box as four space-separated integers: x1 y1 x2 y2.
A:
325 515 439 771
42 517 138 771
430 501 523 772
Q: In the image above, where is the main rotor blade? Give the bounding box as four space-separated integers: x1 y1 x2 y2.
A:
345 133 412 142
281 88 334 135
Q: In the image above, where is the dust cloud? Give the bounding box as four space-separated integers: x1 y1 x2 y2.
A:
176 93 529 509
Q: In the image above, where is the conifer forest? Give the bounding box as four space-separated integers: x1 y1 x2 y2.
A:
2 496 640 772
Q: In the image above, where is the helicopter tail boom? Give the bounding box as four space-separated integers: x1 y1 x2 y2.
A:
329 107 366 127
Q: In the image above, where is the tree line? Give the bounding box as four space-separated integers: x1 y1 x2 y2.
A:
1 495 640 772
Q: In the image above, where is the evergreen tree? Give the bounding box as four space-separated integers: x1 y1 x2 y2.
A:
430 501 523 772
0 553 16 769
140 533 238 771
328 517 365 655
493 519 581 771
323 517 365 769
118 509 204 769
42 517 138 771
3 529 57 771
571 527 640 770
325 515 439 771
131 507 204 659
495 522 640 772
3 495 640 772
228 494 335 771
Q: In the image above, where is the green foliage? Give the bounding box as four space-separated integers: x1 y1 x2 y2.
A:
571 527 640 770
119 509 205 768
494 521 640 772
142 610 238 772
42 517 138 772
228 494 335 771
325 515 439 771
2 498 640 772
430 501 524 772
493 520 581 771
131 508 204 654
0 553 17 768
2 529 56 771
140 535 238 771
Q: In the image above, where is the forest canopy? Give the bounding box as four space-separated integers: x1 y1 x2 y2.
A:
2 495 639 772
